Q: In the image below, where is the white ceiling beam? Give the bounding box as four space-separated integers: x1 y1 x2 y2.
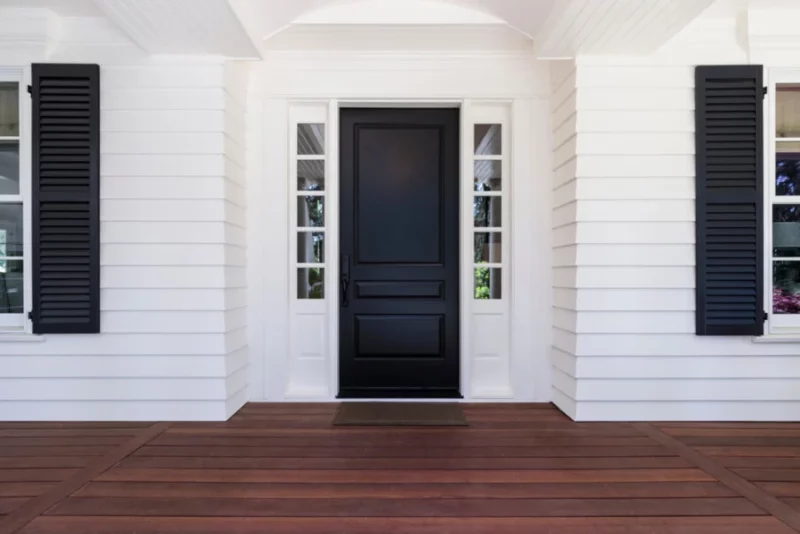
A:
91 0 260 58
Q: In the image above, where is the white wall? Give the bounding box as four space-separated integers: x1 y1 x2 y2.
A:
247 25 554 402
0 10 249 420
560 10 800 421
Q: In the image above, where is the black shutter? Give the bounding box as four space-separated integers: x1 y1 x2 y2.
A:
31 64 100 334
695 65 764 336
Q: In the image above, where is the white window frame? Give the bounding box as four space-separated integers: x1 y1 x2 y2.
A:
0 67 31 332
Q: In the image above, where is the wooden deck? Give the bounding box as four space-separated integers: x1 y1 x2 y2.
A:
0 403 800 533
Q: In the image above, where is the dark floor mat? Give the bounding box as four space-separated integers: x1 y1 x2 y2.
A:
333 402 468 426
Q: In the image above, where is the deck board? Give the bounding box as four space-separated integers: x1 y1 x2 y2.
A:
0 404 799 534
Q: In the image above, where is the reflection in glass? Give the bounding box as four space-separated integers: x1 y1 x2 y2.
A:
0 203 22 258
0 259 23 314
474 160 501 192
774 261 800 314
298 160 325 191
0 142 19 195
297 124 325 155
298 232 325 264
474 232 501 263
475 267 501 299
0 83 18 137
298 267 324 299
474 124 501 155
297 196 324 227
777 84 800 138
474 196 501 228
774 206 800 257
777 157 800 196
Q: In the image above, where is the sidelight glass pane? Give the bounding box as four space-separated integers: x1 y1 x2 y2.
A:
0 142 19 195
474 124 501 155
777 84 800 138
475 267 501 299
773 206 800 257
297 232 325 264
0 260 23 314
473 196 501 228
297 123 325 155
0 203 22 258
0 83 18 137
774 261 800 314
474 160 501 192
474 232 501 264
297 196 324 228
298 160 325 191
298 267 324 299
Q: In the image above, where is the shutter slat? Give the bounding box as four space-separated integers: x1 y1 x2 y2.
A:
695 65 763 336
32 64 100 334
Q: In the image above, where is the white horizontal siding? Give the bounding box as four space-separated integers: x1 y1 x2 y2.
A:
549 61 578 418
557 18 800 420
0 16 246 421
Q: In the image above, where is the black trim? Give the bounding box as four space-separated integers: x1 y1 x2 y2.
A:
695 65 764 336
31 64 100 334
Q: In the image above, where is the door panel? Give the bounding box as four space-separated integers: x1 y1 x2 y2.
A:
339 108 460 398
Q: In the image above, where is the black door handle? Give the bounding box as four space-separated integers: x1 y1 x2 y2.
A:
341 255 350 307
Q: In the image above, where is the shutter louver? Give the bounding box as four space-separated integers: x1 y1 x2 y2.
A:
31 64 100 334
695 65 764 336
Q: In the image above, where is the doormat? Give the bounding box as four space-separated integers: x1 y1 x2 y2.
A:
333 402 468 426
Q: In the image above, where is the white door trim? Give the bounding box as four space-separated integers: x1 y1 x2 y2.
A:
247 51 552 403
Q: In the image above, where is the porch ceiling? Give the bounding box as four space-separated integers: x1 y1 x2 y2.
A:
0 0 754 59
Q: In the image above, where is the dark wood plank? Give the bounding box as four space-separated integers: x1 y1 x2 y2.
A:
0 459 91 470
149 434 656 448
17 516 796 534
115 455 691 470
0 471 77 483
96 467 714 483
758 483 800 498
663 427 800 437
734 469 800 482
0 500 26 515
0 438 125 447
0 430 139 438
0 447 111 458
0 485 54 498
634 422 800 533
681 436 800 447
164 426 645 437
0 423 169 534
721 457 800 469
73 481 737 499
696 446 800 457
133 445 671 458
48 496 764 517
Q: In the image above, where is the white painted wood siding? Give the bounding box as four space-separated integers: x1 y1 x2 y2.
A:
561 14 800 421
0 12 248 421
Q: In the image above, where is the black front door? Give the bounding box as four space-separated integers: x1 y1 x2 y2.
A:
339 108 460 398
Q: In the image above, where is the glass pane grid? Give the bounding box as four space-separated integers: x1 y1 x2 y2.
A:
297 154 326 160
296 191 325 197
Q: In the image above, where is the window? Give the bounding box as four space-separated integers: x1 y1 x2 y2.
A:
0 76 25 329
295 123 326 299
473 124 502 299
771 82 800 329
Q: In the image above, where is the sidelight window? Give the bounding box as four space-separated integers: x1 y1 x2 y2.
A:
295 123 326 299
473 124 502 299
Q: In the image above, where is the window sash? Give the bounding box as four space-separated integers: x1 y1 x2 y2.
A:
0 70 29 329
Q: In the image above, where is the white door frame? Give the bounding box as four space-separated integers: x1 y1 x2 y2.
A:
247 48 552 403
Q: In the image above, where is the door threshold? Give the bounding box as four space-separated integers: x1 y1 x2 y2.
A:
338 388 462 399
